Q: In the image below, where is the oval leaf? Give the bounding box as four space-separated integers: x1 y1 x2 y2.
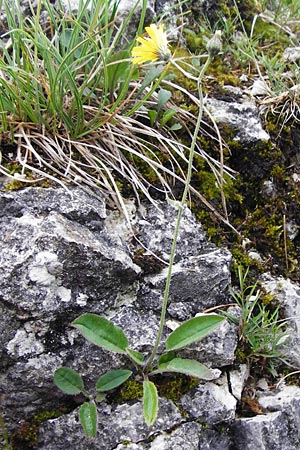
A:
153 357 215 380
165 314 225 351
96 369 132 392
169 123 182 131
72 313 128 353
137 65 164 96
79 402 97 438
160 108 177 127
157 88 171 112
143 380 158 427
54 367 84 395
126 348 144 366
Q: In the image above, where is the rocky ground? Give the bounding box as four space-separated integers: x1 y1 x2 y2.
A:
1 0 300 449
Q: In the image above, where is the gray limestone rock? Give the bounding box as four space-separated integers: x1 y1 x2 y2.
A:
179 379 237 424
149 249 232 319
0 187 140 430
147 422 202 450
0 187 138 318
283 46 300 63
116 0 155 32
233 385 300 450
206 97 270 144
0 186 234 443
260 273 300 367
37 397 183 450
135 202 233 320
115 421 233 450
134 203 209 261
233 411 300 450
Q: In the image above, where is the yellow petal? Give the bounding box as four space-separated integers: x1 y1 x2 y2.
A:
131 23 170 65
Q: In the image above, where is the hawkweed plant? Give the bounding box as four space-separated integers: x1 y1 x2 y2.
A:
54 28 226 435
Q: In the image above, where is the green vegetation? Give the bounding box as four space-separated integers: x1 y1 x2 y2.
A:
0 0 224 219
2 0 300 443
53 33 227 436
225 266 290 376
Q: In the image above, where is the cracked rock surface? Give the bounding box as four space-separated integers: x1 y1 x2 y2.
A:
0 186 234 443
1 187 300 450
233 384 300 450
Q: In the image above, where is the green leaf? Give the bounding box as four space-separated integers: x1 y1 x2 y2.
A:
148 109 157 126
160 108 177 127
137 66 164 96
96 369 132 392
158 352 177 365
157 88 171 113
165 314 225 351
79 402 97 438
169 123 182 131
126 348 145 365
95 392 106 402
143 380 158 427
72 313 129 353
106 50 130 92
153 357 215 379
60 29 73 49
53 367 84 395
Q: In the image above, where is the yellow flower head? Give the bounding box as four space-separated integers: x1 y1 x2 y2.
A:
132 24 171 65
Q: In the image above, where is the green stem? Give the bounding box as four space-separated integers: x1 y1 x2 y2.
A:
144 56 212 373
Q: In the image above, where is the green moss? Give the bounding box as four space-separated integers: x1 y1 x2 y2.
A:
3 178 28 191
206 61 241 87
33 410 65 424
183 29 206 53
156 374 199 401
115 374 199 405
270 165 287 183
187 90 300 280
118 380 143 402
2 163 53 191
4 178 53 191
231 247 261 275
11 422 38 449
259 291 277 307
9 407 71 449
250 16 290 54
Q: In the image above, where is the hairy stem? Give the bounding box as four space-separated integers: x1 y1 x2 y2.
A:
144 56 212 373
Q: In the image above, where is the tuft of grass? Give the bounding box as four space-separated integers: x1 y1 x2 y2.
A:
0 0 232 225
225 266 290 376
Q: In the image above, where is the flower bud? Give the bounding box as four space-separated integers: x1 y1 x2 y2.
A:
206 30 222 58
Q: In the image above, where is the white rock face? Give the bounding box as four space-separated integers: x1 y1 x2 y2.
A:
6 329 44 357
233 384 300 450
206 97 270 143
228 364 249 401
179 380 237 424
258 384 300 411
